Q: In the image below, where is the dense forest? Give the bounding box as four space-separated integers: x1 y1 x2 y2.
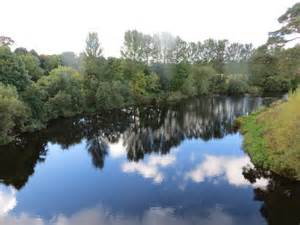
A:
0 2 299 145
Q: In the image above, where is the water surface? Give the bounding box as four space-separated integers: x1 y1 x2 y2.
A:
0 96 299 225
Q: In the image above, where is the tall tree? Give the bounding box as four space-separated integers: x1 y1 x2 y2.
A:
0 36 14 47
0 47 30 91
85 32 103 58
268 3 300 46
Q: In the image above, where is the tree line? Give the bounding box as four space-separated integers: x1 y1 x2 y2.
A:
0 2 299 145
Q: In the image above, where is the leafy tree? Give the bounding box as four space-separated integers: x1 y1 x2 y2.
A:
209 74 228 94
36 66 84 120
61 51 79 70
0 36 14 47
18 53 44 81
83 32 106 79
0 46 30 91
130 71 147 98
96 81 126 109
85 32 102 58
145 73 161 95
39 54 62 75
263 76 291 92
191 65 216 95
170 62 190 91
0 83 29 144
249 46 279 86
121 30 144 61
14 47 28 55
268 3 300 46
227 75 249 95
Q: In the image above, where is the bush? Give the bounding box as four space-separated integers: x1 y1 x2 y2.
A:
263 76 291 92
209 74 228 94
191 65 216 95
227 75 249 95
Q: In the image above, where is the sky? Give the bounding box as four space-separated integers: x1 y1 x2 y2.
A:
0 0 299 56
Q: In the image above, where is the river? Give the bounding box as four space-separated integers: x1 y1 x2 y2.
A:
0 96 299 225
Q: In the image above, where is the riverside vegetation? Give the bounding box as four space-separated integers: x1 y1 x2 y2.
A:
238 89 300 179
0 2 299 145
237 2 300 180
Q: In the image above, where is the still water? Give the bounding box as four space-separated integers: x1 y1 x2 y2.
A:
0 96 299 225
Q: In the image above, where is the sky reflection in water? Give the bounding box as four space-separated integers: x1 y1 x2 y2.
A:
0 96 298 225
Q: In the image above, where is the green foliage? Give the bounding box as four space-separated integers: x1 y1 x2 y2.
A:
227 75 249 95
96 81 128 109
85 32 103 58
61 52 79 70
191 65 216 95
249 46 279 86
0 83 29 144
237 113 271 169
36 66 84 120
170 62 190 91
239 89 300 179
268 3 300 46
18 53 44 81
130 71 147 98
0 47 30 91
40 54 62 75
263 76 291 92
209 74 227 94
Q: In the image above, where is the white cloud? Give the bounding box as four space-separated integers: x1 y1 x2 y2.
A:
108 137 127 159
186 155 269 188
0 186 17 216
122 154 176 183
0 205 237 225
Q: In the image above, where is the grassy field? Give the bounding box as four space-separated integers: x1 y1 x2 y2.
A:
238 89 300 180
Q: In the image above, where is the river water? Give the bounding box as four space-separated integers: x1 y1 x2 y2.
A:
0 96 299 225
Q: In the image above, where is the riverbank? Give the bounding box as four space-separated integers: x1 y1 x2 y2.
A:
237 89 300 180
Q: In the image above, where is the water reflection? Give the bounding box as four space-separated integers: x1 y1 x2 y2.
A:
0 96 297 225
0 205 245 225
186 155 269 188
0 96 268 189
243 168 300 225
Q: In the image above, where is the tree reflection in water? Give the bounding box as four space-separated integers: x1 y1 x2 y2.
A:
243 167 300 225
0 96 273 189
1 96 298 225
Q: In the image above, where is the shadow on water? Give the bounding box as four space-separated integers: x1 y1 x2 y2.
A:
243 167 300 225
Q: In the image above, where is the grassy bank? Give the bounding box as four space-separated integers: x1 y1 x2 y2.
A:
238 89 300 179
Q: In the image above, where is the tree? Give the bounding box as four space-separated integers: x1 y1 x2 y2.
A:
170 62 190 91
18 53 44 81
191 65 216 95
36 66 84 120
121 30 144 61
85 32 102 58
0 36 14 47
14 47 28 55
130 71 147 98
39 54 62 75
61 51 79 70
268 3 300 46
95 81 126 109
0 46 30 91
249 46 279 86
0 83 29 144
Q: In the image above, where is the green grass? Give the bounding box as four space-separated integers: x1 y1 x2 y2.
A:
238 89 300 180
